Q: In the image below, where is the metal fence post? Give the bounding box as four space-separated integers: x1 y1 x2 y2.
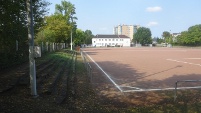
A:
174 81 178 101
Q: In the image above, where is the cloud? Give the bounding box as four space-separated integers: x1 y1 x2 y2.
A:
146 6 162 12
147 21 158 27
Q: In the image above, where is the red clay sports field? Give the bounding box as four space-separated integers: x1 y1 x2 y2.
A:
82 47 201 92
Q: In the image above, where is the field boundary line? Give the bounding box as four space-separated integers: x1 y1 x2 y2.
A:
122 86 201 92
82 50 123 92
167 59 201 66
184 58 201 60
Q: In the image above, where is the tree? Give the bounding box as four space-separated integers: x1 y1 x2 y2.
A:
55 0 77 26
177 24 201 46
162 31 171 44
132 34 136 44
46 14 70 42
0 0 50 69
36 1 78 45
134 27 152 46
55 0 77 48
156 38 164 44
74 29 85 45
152 37 164 44
84 30 94 45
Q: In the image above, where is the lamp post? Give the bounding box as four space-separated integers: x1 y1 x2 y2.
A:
169 30 172 47
70 17 73 50
71 29 72 50
169 30 171 44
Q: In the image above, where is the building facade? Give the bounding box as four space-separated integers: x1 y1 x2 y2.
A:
92 34 130 47
113 24 140 41
172 33 181 42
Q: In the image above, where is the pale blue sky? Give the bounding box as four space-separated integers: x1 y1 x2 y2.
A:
46 0 201 37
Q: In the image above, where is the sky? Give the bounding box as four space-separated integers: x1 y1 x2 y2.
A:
46 0 201 38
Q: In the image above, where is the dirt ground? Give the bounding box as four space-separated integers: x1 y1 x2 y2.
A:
83 47 201 90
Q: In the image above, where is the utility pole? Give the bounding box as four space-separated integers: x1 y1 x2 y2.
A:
26 0 37 96
71 29 72 50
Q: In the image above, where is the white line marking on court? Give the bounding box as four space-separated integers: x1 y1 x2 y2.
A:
119 86 142 90
125 50 149 51
167 59 201 66
83 51 123 92
184 58 201 60
125 50 187 52
122 86 201 92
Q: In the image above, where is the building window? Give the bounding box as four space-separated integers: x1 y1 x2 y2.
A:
109 39 111 41
105 39 107 41
99 39 101 41
116 39 118 41
112 39 115 41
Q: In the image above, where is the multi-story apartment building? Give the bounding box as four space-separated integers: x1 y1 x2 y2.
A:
113 24 140 41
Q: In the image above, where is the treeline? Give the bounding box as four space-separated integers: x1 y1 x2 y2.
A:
0 0 50 70
176 24 201 46
0 0 94 70
35 0 94 48
161 24 201 46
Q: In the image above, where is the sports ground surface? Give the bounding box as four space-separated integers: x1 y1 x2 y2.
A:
82 47 201 92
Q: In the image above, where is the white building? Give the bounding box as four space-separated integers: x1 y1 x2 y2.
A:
92 34 130 47
172 33 181 42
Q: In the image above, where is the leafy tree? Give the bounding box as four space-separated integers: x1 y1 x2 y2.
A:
45 14 70 42
55 0 77 21
152 37 164 44
162 31 170 43
177 31 188 45
132 34 136 44
177 24 201 46
74 29 85 46
32 0 51 32
162 31 170 38
55 0 77 45
0 0 50 69
157 38 164 44
134 27 152 45
162 31 174 44
36 0 78 47
84 30 94 44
